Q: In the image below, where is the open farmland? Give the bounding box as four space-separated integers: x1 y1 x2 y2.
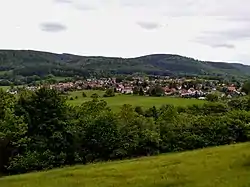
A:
67 90 206 110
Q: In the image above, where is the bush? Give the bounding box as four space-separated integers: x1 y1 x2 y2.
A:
82 92 87 97
148 85 164 97
103 89 115 97
139 87 144 96
242 80 250 95
206 93 219 102
91 93 99 98
134 106 144 115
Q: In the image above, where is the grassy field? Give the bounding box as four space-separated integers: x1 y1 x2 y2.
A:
0 85 25 91
0 89 205 110
0 86 10 91
1 143 250 187
0 70 12 75
67 90 206 110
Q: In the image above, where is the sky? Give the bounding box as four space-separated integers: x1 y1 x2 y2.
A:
0 0 250 64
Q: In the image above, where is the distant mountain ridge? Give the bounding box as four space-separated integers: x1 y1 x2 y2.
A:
0 50 249 79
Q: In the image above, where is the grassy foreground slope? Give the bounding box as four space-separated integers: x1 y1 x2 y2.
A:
1 143 250 187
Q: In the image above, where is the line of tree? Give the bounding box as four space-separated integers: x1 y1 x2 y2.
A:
1 88 250 176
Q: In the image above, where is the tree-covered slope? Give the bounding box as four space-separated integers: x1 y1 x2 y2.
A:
1 143 250 187
0 50 250 78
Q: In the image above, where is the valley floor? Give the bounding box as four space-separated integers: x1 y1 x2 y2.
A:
1 143 250 187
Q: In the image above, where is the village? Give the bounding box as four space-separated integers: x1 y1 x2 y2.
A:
6 76 246 100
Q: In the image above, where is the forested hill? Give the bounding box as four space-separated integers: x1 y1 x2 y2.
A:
0 50 250 79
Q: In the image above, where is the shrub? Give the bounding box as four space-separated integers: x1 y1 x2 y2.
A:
134 106 144 115
206 93 219 102
103 89 115 97
82 92 87 97
91 93 99 98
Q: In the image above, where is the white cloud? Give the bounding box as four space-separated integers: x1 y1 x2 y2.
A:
40 22 67 32
0 0 250 64
54 0 72 4
136 21 161 30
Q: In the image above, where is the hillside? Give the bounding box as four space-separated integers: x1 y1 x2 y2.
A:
0 50 250 83
1 143 250 187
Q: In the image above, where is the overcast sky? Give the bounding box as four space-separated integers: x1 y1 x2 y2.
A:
0 0 250 64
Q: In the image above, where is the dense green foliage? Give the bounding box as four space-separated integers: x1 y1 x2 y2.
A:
242 80 250 94
206 93 219 102
147 85 165 97
103 88 115 97
1 143 250 187
1 88 250 176
1 50 250 85
82 92 87 97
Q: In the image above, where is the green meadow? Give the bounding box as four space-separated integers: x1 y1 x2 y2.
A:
1 143 250 187
67 90 206 110
0 86 10 91
0 88 205 110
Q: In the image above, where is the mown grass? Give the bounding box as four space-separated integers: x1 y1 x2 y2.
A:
67 90 206 110
1 143 250 187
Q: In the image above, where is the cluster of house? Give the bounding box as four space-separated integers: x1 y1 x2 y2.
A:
115 78 244 99
48 78 116 92
6 85 39 94
5 76 246 99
